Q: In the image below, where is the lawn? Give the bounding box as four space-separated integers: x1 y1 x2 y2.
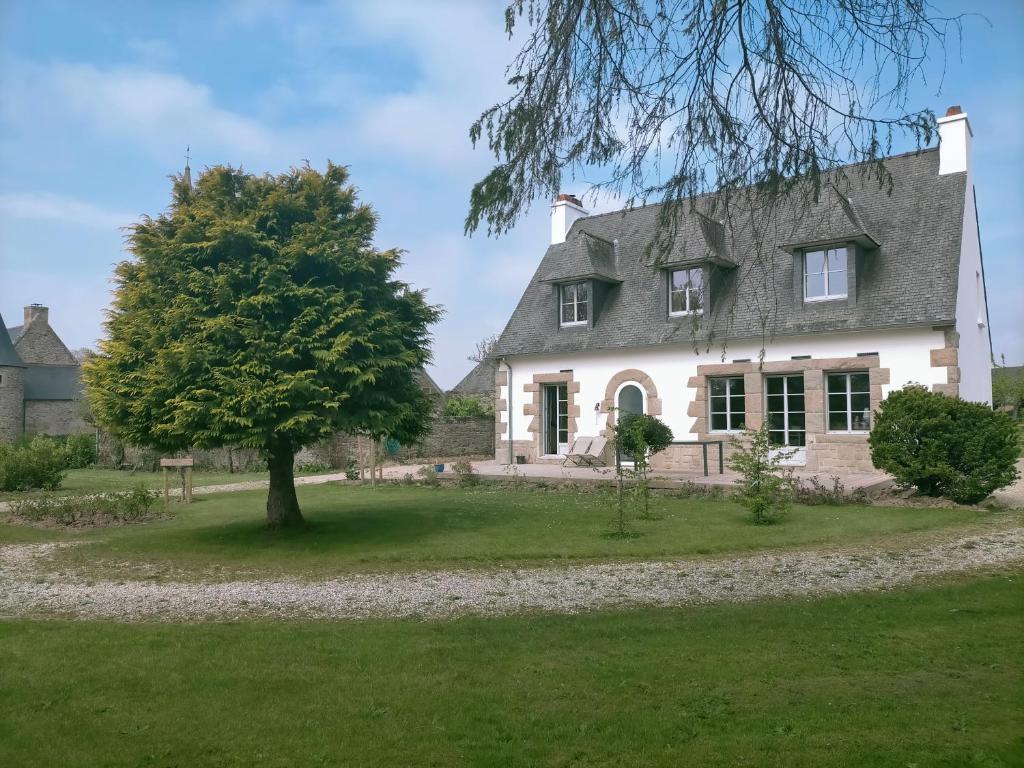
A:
2 483 1005 581
1 573 1020 767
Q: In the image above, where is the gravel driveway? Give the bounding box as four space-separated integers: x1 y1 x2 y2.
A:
2 526 1020 622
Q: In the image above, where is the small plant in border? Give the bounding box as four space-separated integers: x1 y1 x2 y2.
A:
452 460 480 487
611 412 673 533
729 424 794 524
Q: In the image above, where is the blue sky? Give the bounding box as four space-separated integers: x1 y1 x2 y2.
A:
1 0 1022 388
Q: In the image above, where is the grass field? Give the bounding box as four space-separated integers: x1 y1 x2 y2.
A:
0 483 1002 580
1 573 1020 767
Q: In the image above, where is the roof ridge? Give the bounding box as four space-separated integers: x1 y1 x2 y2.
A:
576 147 941 223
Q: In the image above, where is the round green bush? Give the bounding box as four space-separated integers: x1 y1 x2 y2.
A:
869 384 1019 504
614 413 674 459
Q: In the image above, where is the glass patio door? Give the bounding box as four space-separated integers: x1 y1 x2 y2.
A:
765 374 806 447
543 383 569 455
616 384 644 464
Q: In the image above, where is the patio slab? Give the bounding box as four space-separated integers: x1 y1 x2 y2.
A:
389 459 892 494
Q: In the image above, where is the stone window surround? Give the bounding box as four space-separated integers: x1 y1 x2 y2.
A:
599 369 663 438
522 372 581 456
929 326 960 397
494 368 508 443
687 356 889 442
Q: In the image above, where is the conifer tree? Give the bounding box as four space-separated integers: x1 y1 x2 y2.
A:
85 163 440 527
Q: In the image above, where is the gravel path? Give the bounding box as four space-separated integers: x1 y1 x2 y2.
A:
2 527 1020 622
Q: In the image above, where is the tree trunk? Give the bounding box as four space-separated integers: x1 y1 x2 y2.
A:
266 440 303 528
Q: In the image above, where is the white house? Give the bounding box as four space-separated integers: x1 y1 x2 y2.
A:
490 106 991 474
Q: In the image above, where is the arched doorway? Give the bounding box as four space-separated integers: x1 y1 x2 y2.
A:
617 384 644 417
616 384 645 463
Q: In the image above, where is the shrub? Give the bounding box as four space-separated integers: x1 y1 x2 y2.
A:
0 438 66 492
59 433 98 469
344 460 360 481
295 457 331 474
612 413 674 528
453 459 480 487
869 385 1019 504
790 475 867 506
442 395 492 419
416 464 440 486
728 425 794 524
10 486 158 527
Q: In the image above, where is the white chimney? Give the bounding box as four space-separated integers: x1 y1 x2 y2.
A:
937 105 972 176
550 193 588 245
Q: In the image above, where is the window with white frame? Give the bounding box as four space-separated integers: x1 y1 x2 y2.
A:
669 268 704 315
709 377 745 431
804 247 848 301
827 371 871 432
559 282 588 326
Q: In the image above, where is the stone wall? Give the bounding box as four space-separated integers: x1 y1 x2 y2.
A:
23 400 90 437
0 367 24 443
96 432 265 472
312 417 495 467
97 416 495 471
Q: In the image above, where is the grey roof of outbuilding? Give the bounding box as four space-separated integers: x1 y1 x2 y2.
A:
0 316 25 367
23 365 82 400
450 358 498 396
493 148 966 357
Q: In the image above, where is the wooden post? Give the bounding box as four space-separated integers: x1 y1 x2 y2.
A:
160 457 195 505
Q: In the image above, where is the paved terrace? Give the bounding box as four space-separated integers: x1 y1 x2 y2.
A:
372 459 893 493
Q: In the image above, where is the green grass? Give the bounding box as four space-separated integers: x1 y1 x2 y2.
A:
1 573 1020 767
2 483 1006 581
0 467 275 501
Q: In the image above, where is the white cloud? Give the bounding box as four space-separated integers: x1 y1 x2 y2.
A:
2 60 277 160
0 192 134 230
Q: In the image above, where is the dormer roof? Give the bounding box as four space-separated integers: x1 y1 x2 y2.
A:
779 182 881 252
540 230 622 284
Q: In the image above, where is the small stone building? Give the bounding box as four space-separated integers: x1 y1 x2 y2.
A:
0 305 89 443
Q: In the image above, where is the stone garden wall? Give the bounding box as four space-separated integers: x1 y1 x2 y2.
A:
97 416 495 471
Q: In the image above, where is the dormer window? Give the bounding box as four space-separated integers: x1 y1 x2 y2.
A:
804 247 847 301
560 282 589 326
669 268 704 316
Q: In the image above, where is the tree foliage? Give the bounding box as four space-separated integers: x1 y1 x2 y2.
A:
469 0 961 236
84 163 440 527
869 385 1018 505
992 366 1024 418
728 425 794 524
613 412 673 523
442 394 493 419
467 1 964 351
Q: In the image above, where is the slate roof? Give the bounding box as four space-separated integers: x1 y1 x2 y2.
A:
0 315 25 367
493 148 967 357
450 358 498 397
540 232 621 284
24 365 82 400
6 325 25 344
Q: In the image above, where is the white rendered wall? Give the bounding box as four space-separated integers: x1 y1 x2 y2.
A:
952 188 993 404
940 110 992 404
499 327 947 448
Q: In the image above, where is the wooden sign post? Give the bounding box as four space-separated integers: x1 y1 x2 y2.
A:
160 457 195 509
